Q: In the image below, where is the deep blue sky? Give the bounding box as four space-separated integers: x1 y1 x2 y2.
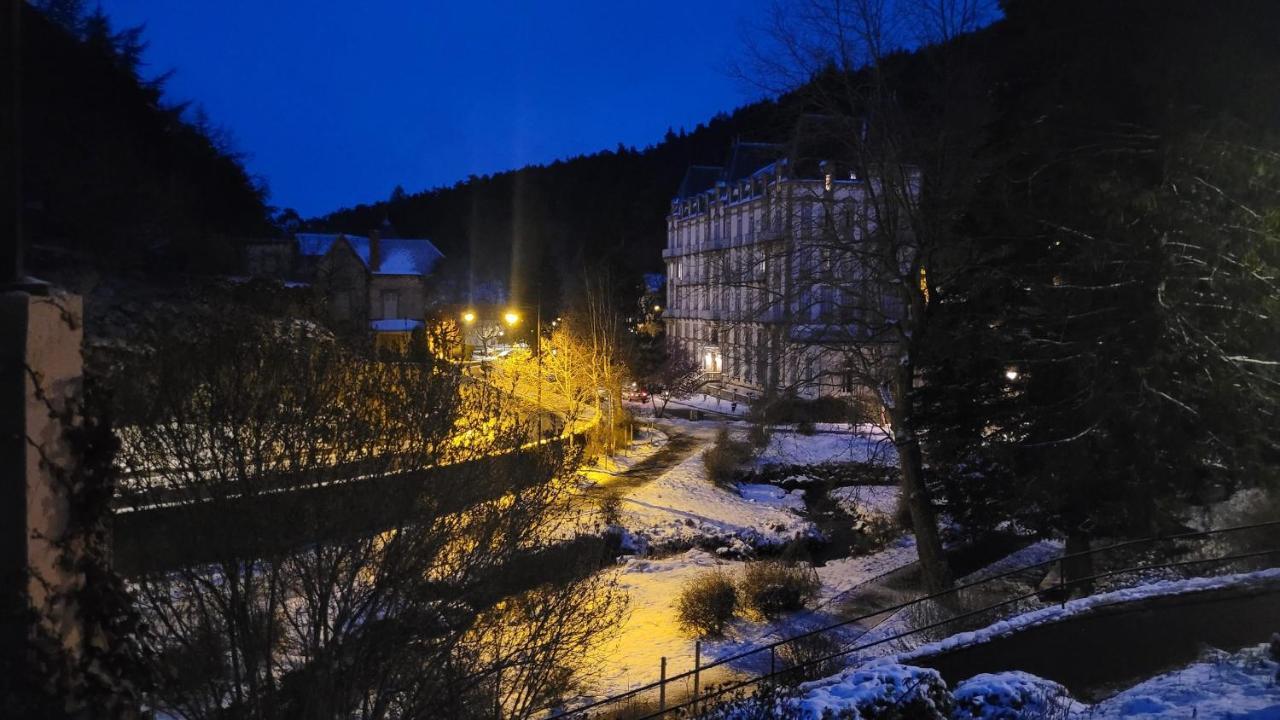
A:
102 1 769 217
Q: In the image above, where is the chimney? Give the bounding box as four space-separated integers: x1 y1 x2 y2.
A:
368 230 381 272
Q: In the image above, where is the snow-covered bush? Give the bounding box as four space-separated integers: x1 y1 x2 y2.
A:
738 560 820 619
951 672 1073 720
676 569 738 637
800 663 952 720
703 427 753 486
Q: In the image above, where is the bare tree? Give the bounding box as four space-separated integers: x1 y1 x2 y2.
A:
642 349 705 419
111 304 625 719
723 0 998 590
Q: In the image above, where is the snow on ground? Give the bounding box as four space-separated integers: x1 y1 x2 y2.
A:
795 643 1280 719
1087 643 1280 719
581 550 741 698
738 483 808 512
578 424 668 484
839 539 1064 660
755 427 896 468
898 567 1280 663
830 484 900 520
662 392 749 417
782 642 1277 720
617 424 818 554
815 535 920 605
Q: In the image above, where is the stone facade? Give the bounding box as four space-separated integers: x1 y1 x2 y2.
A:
250 231 444 343
663 143 871 399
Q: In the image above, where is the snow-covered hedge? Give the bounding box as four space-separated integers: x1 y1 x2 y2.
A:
799 664 952 719
951 672 1075 720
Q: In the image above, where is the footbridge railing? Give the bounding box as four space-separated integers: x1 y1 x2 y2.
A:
553 519 1280 719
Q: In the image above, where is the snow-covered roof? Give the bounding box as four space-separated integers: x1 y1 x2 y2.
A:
370 318 424 333
294 233 444 277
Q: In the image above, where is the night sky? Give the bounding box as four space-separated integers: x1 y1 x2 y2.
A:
102 1 769 217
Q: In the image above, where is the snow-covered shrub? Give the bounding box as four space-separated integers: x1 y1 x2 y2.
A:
737 560 820 619
951 672 1074 720
703 427 753 486
800 663 951 720
676 569 738 637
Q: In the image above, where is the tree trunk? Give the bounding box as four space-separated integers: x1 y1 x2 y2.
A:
889 363 952 593
1062 529 1095 597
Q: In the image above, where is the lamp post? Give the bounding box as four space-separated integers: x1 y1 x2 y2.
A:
503 302 543 440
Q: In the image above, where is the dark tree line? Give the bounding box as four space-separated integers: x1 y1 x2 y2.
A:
723 0 1279 589
316 103 813 310
918 0 1280 576
21 1 275 274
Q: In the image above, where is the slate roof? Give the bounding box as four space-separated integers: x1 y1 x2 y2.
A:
676 166 723 199
724 142 783 183
674 142 785 203
295 233 444 276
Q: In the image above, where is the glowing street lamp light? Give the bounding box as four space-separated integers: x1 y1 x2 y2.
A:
1004 368 1020 382
504 311 520 327
461 310 476 324
653 304 662 312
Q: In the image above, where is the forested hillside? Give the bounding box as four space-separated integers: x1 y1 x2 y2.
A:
21 2 274 274
315 100 801 306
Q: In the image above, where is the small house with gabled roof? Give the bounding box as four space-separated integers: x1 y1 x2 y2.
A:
249 228 443 345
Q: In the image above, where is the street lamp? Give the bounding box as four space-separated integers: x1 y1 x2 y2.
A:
505 305 544 440
462 310 476 324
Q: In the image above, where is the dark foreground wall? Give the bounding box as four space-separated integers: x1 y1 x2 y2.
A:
112 436 582 577
913 581 1280 701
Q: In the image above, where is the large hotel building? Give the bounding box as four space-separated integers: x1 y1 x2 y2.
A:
662 139 874 400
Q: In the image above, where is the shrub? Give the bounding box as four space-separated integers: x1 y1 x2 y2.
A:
737 561 820 619
817 664 951 720
747 422 772 450
748 394 867 425
850 513 900 555
597 492 623 527
774 631 843 684
703 427 753 486
797 419 817 436
676 570 738 637
694 683 805 720
952 671 1075 720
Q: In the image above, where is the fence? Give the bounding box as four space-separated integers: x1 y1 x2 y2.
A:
552 519 1280 719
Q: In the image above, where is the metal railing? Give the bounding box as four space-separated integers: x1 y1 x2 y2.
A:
554 519 1280 719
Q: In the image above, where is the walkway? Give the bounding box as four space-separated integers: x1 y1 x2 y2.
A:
578 425 707 499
